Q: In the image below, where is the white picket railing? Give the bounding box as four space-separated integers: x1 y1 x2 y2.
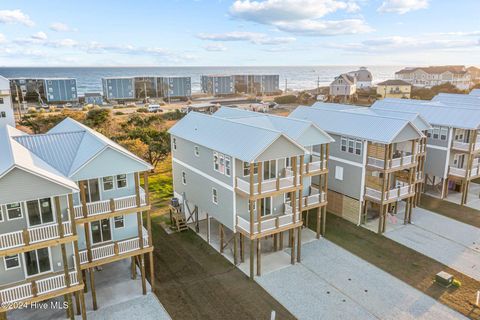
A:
73 190 147 219
0 283 32 304
235 174 299 195
91 243 115 261
236 204 301 236
0 231 24 250
365 185 414 202
449 166 467 178
367 155 414 169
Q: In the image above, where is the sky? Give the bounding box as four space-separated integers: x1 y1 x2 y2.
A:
0 0 478 66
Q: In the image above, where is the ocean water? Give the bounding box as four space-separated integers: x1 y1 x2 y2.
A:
0 66 401 95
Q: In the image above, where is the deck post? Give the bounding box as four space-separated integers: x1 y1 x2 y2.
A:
206 214 210 244
131 256 137 279
273 233 278 251
233 232 238 265
219 223 224 253
316 207 321 238
149 251 155 292
240 233 245 262
140 254 147 295
249 239 254 280
296 226 302 262
279 231 284 250
256 238 261 276
89 268 98 310
290 228 296 265
82 270 87 293
321 206 327 236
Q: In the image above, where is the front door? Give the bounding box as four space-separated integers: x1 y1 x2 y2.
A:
82 179 101 203
91 219 112 244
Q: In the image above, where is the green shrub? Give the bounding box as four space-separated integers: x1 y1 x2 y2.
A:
27 107 37 114
161 109 185 121
274 95 297 104
114 111 125 116
137 107 148 113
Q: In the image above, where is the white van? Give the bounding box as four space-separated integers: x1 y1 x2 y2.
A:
147 104 162 113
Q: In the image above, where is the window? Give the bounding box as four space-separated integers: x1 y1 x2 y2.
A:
91 219 112 244
433 127 440 139
348 140 354 153
1 112 6 118
194 146 199 157
182 171 187 185
102 176 114 191
114 216 124 228
172 138 177 150
116 174 127 188
4 255 20 270
225 156 231 176
0 98 4 104
440 128 448 141
6 203 22 220
355 141 362 155
24 248 51 277
213 152 220 172
335 166 344 181
219 154 225 173
341 137 347 152
243 162 258 176
212 188 218 204
26 198 54 226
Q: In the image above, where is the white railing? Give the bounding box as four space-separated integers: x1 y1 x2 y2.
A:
449 166 467 178
73 190 147 219
0 270 80 305
416 144 426 153
303 192 326 207
0 231 24 250
452 140 480 152
91 243 115 261
235 174 299 196
236 204 301 236
365 185 414 202
367 155 414 169
415 171 424 181
79 251 88 264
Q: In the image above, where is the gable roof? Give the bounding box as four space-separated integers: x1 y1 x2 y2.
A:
377 79 411 86
0 125 79 192
372 98 480 129
289 104 423 144
432 93 480 109
168 111 306 162
396 66 467 75
213 107 334 146
331 74 355 86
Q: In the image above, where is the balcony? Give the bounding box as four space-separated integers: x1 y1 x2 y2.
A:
449 165 480 179
452 140 480 152
73 191 147 221
367 154 415 171
236 204 301 239
235 170 301 198
365 184 415 203
0 270 80 311
0 222 73 253
78 228 150 268
416 144 426 154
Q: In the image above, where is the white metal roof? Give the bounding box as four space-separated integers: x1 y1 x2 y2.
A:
289 104 423 144
432 93 480 108
470 89 480 97
0 125 79 192
214 107 334 146
373 98 480 129
168 111 306 162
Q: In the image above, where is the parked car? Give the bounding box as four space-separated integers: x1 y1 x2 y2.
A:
147 104 162 113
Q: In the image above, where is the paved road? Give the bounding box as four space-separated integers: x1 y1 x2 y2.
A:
257 240 466 320
386 207 480 281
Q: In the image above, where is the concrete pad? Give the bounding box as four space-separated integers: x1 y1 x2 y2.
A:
385 207 480 281
426 182 480 210
258 240 466 320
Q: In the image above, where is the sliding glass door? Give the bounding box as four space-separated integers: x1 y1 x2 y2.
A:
26 198 54 226
24 248 51 277
91 219 112 244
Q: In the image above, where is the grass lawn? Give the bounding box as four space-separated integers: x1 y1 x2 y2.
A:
308 212 480 319
420 194 480 228
146 156 173 216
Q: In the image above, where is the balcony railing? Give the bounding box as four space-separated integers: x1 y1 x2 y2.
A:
0 222 73 251
365 184 414 202
449 165 480 179
0 270 79 306
78 229 149 265
416 144 426 154
367 155 415 170
452 140 480 152
236 204 301 237
73 191 147 219
235 171 301 196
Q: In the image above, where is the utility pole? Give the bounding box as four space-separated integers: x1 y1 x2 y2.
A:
14 83 22 121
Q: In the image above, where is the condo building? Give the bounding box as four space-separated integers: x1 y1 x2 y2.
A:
0 76 15 128
0 118 154 319
289 103 427 233
9 78 78 104
169 109 332 278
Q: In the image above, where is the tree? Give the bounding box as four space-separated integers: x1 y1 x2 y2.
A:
118 138 149 159
19 109 85 134
122 128 170 169
84 108 112 133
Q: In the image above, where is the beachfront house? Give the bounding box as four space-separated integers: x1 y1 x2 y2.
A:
0 118 154 319
376 80 412 99
289 103 426 234
347 67 373 88
373 98 480 206
329 74 356 101
169 110 332 278
394 66 471 90
0 76 15 128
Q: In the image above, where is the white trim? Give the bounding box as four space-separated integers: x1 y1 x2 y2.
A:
443 129 454 179
116 174 128 189
101 175 115 192
90 218 113 245
426 144 448 151
25 197 57 228
113 215 125 229
359 140 368 225
232 157 236 233
181 171 187 185
23 247 53 279
0 206 3 222
173 158 234 191
329 155 364 168
212 187 218 205
4 254 21 271
5 202 23 221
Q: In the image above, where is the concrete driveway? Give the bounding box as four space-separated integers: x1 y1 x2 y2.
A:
385 207 480 281
257 240 465 320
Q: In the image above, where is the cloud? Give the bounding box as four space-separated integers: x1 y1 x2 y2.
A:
0 33 5 44
197 31 295 45
228 0 370 36
203 43 228 52
47 38 78 48
49 22 74 32
378 0 429 14
31 31 47 40
0 9 34 27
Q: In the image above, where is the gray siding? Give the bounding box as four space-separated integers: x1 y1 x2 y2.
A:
327 133 364 164
425 147 448 178
325 158 363 200
43 79 78 102
102 78 135 100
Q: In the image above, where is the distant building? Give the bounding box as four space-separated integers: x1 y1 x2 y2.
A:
10 78 78 104
347 67 372 88
470 89 480 97
201 75 235 96
182 102 219 114
84 92 103 105
233 75 280 95
103 76 191 101
376 80 412 99
0 75 15 127
329 74 356 98
395 66 471 90
467 66 480 83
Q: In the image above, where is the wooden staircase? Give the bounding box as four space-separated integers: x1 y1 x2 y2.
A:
169 205 189 232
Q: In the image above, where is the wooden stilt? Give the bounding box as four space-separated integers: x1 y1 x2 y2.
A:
249 239 254 280
206 214 210 244
219 223 224 253
240 233 245 262
131 256 137 279
316 207 321 239
378 205 384 234
140 254 147 295
74 291 81 315
279 231 284 250
321 206 326 236
288 229 292 248
297 226 302 262
89 268 98 310
0 312 6 320
290 228 296 265
79 290 86 320
149 251 155 292
256 238 261 276
82 270 88 293
233 232 238 265
273 233 278 251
